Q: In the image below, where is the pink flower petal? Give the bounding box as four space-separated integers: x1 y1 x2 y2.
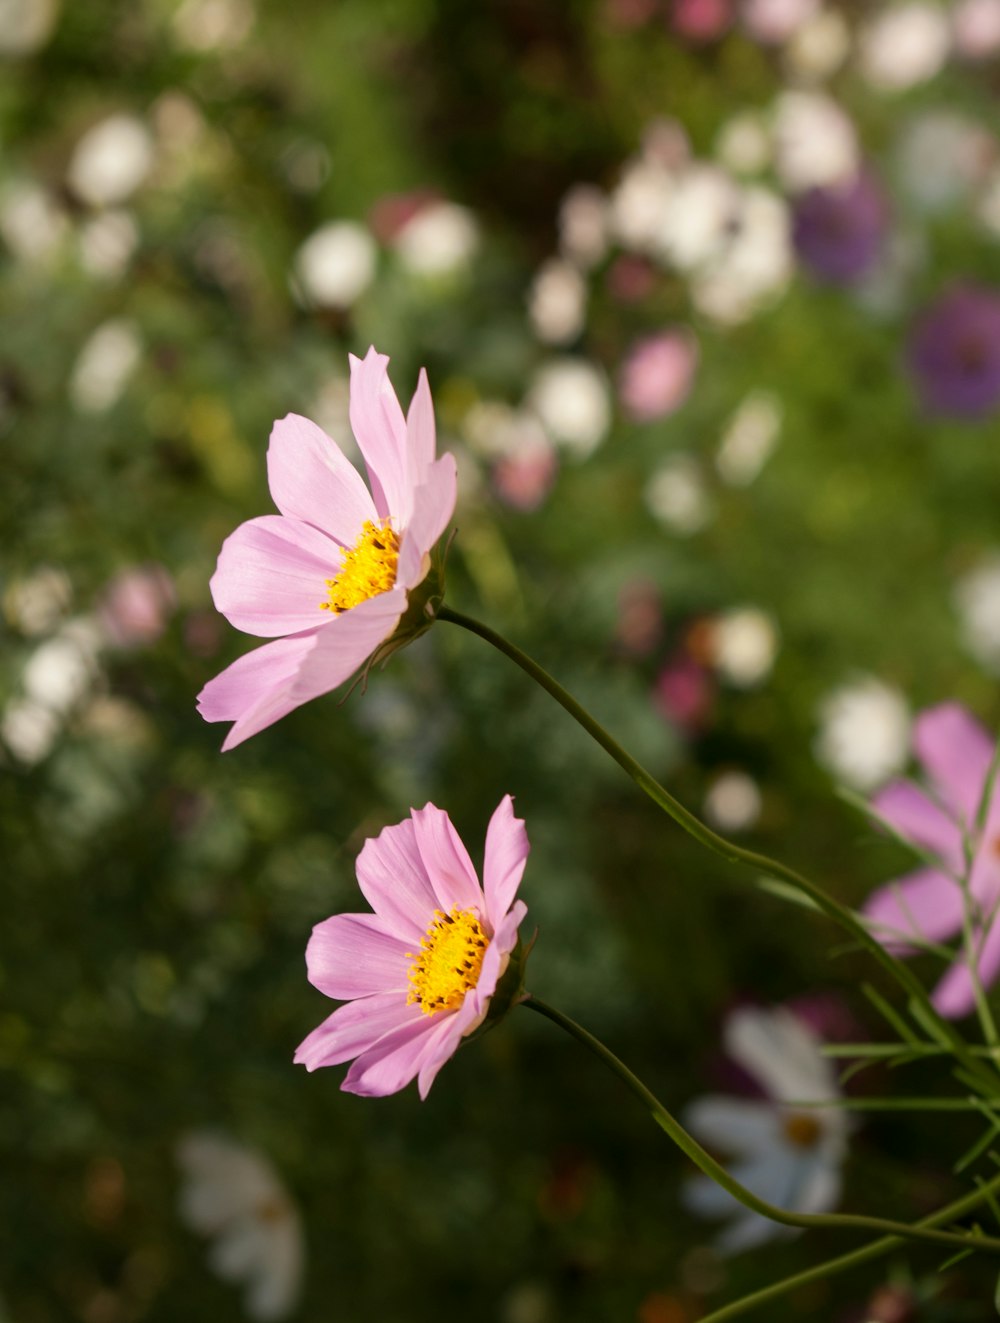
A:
305 913 409 1000
267 413 377 540
416 996 482 1100
932 914 1000 1019
871 781 963 871
915 702 995 826
863 867 965 952
294 991 421 1071
410 804 484 915
348 348 411 525
340 1016 436 1097
210 515 341 637
395 455 458 592
482 795 530 930
197 631 319 724
355 816 440 942
289 587 407 708
474 899 527 1013
406 367 436 477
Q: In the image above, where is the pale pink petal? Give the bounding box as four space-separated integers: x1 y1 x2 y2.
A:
416 996 481 1100
305 912 409 1000
411 804 484 915
932 916 1000 1019
474 899 527 1013
863 867 965 951
355 817 439 942
209 515 341 637
482 795 530 930
288 586 407 706
871 781 963 871
915 703 995 825
267 413 377 539
340 1017 435 1097
197 632 319 723
395 455 458 592
348 348 411 525
294 991 420 1071
406 367 437 478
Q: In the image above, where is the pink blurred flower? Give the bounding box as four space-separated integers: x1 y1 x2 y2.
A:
864 703 1000 1019
670 0 733 41
605 254 657 304
492 437 558 512
98 563 176 647
619 329 699 422
295 797 530 1098
741 0 818 44
615 579 664 658
197 348 457 750
654 652 713 733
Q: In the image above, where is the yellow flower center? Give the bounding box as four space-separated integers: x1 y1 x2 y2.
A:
782 1112 823 1150
406 907 490 1016
321 520 399 613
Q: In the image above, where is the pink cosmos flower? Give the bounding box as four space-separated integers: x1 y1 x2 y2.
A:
863 703 1000 1019
197 348 457 750
295 797 530 1098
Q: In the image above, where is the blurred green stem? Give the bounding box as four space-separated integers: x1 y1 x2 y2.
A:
522 995 1000 1254
439 606 998 1097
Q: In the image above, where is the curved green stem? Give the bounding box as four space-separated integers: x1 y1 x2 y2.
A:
439 606 997 1097
522 995 1000 1255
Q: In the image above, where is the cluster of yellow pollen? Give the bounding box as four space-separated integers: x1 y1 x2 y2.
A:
406 907 489 1016
781 1112 823 1150
321 521 399 613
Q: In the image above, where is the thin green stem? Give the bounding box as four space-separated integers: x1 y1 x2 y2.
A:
522 995 1000 1254
439 606 999 1098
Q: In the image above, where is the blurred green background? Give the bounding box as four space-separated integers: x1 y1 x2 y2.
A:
5 0 1000 1319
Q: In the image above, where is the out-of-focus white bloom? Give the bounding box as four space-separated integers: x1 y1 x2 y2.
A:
684 1005 848 1253
1 698 60 765
529 358 611 458
645 456 711 535
896 111 994 214
306 376 355 462
4 567 72 636
742 0 819 45
173 0 254 50
558 184 609 269
642 118 691 170
392 201 479 277
859 3 950 92
528 258 587 344
954 557 1000 674
77 209 139 279
773 91 858 192
293 221 376 309
0 180 68 264
69 318 142 414
23 619 101 715
715 112 771 176
709 607 779 687
610 157 675 254
953 0 1000 58
692 186 792 325
784 8 851 80
0 0 58 55
68 115 155 208
657 164 739 272
815 676 911 790
716 390 782 486
704 770 763 832
176 1132 303 1321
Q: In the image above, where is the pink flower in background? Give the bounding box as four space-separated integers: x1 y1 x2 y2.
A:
98 563 176 647
197 348 457 750
295 797 529 1098
619 329 699 423
864 703 1000 1018
671 0 733 41
654 651 713 734
492 436 558 512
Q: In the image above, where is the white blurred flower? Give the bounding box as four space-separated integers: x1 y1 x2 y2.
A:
529 358 611 458
954 557 1000 674
392 201 479 277
692 186 792 325
609 157 675 254
645 456 711 535
0 0 59 56
704 770 763 832
896 111 994 214
684 1005 847 1254
173 0 254 50
773 90 858 192
558 183 609 269
742 0 819 45
23 619 101 714
815 676 911 790
859 3 950 92
657 163 739 272
1 698 60 764
0 180 68 264
784 8 851 80
528 258 587 344
953 0 1000 58
176 1132 303 1321
716 390 782 486
307 376 355 459
68 115 155 208
77 209 139 279
715 112 771 176
709 607 779 687
69 318 142 414
3 566 72 636
294 221 376 309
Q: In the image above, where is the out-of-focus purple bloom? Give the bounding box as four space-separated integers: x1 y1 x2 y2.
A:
907 284 1000 419
654 651 713 734
98 563 176 648
792 172 888 285
670 0 734 41
619 329 699 423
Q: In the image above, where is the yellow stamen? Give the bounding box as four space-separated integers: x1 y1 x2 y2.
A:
406 907 489 1016
321 520 399 613
782 1112 822 1149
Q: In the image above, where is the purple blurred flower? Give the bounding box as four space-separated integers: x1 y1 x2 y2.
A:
792 172 887 285
619 328 699 423
98 563 176 648
654 651 713 734
670 0 734 41
908 284 1000 418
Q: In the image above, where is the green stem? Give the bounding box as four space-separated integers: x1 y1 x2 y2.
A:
439 606 998 1097
523 996 1000 1254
